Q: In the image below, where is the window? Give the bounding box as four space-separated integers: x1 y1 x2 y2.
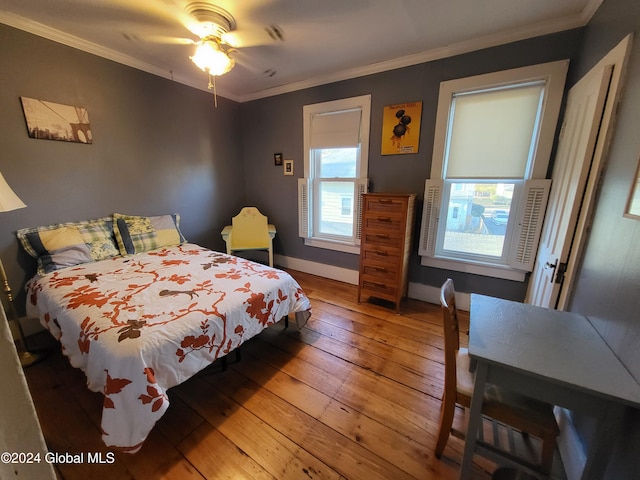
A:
419 61 568 281
341 196 352 216
299 95 371 254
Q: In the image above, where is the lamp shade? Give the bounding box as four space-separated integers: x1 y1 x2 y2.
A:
0 172 26 212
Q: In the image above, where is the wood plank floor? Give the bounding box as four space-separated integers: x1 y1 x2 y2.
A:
24 270 517 479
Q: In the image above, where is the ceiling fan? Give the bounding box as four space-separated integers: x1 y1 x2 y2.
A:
170 2 283 105
140 1 284 104
185 2 237 76
179 2 237 105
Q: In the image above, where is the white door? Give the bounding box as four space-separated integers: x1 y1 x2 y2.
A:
525 65 612 308
527 36 632 309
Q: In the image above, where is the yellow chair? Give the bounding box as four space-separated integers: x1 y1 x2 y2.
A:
221 207 276 267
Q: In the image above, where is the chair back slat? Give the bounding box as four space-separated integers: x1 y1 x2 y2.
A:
440 278 460 400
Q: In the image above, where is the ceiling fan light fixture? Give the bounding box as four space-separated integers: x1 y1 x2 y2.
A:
184 3 238 106
191 38 235 76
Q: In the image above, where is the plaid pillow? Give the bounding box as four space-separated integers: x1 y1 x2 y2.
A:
17 217 119 275
113 213 186 255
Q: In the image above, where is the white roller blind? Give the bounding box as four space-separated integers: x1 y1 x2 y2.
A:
446 83 544 178
310 109 362 149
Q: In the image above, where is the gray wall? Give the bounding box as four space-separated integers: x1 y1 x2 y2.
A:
0 25 245 311
0 21 585 305
239 30 583 301
565 0 640 476
2 3 639 475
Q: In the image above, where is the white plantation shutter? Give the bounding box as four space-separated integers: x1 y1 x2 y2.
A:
418 179 442 257
354 178 369 244
298 178 311 238
508 179 551 271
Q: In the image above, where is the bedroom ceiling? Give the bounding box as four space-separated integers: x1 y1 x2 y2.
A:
0 0 601 102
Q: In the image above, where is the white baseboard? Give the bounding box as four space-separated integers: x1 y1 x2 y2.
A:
275 255 471 310
408 281 470 311
275 254 359 285
555 407 586 480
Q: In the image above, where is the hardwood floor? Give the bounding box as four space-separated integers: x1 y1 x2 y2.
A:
24 270 500 480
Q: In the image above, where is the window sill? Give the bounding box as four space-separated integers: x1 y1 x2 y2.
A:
304 238 360 255
420 256 526 282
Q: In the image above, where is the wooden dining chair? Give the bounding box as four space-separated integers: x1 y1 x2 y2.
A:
434 278 560 475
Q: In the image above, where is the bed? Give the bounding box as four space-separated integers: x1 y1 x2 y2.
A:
18 214 311 453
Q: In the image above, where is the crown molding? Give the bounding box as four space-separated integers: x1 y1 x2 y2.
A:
0 11 243 102
1 1 602 104
240 2 602 102
0 12 167 78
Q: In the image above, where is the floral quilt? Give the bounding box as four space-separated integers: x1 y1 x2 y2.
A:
26 243 311 452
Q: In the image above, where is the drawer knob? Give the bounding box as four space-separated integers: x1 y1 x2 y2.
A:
377 216 392 222
375 234 390 239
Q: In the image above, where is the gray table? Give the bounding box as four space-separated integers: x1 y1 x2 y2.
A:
459 294 640 479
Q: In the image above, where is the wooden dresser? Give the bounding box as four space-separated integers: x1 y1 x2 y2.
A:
357 193 416 313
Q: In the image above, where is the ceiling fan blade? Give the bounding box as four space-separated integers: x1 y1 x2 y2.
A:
229 46 282 76
143 35 195 46
222 24 284 48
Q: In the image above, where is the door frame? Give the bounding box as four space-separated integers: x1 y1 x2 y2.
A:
557 34 633 309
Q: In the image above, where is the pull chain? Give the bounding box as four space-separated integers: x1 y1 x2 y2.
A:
208 73 218 108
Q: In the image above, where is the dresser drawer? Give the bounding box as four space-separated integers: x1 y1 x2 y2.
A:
363 196 407 215
363 214 405 231
361 229 403 248
361 263 399 280
361 244 401 265
359 276 398 301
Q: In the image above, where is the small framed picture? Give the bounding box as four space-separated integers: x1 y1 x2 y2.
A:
274 152 283 166
283 159 294 175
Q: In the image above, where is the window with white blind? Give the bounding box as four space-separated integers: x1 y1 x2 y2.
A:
299 95 371 254
419 61 568 281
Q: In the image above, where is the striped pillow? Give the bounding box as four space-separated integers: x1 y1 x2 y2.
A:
17 217 119 275
113 213 186 255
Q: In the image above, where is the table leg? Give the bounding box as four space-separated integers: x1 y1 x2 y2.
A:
459 361 488 480
581 402 626 479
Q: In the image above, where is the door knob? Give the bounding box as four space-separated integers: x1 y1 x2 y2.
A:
544 259 558 283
